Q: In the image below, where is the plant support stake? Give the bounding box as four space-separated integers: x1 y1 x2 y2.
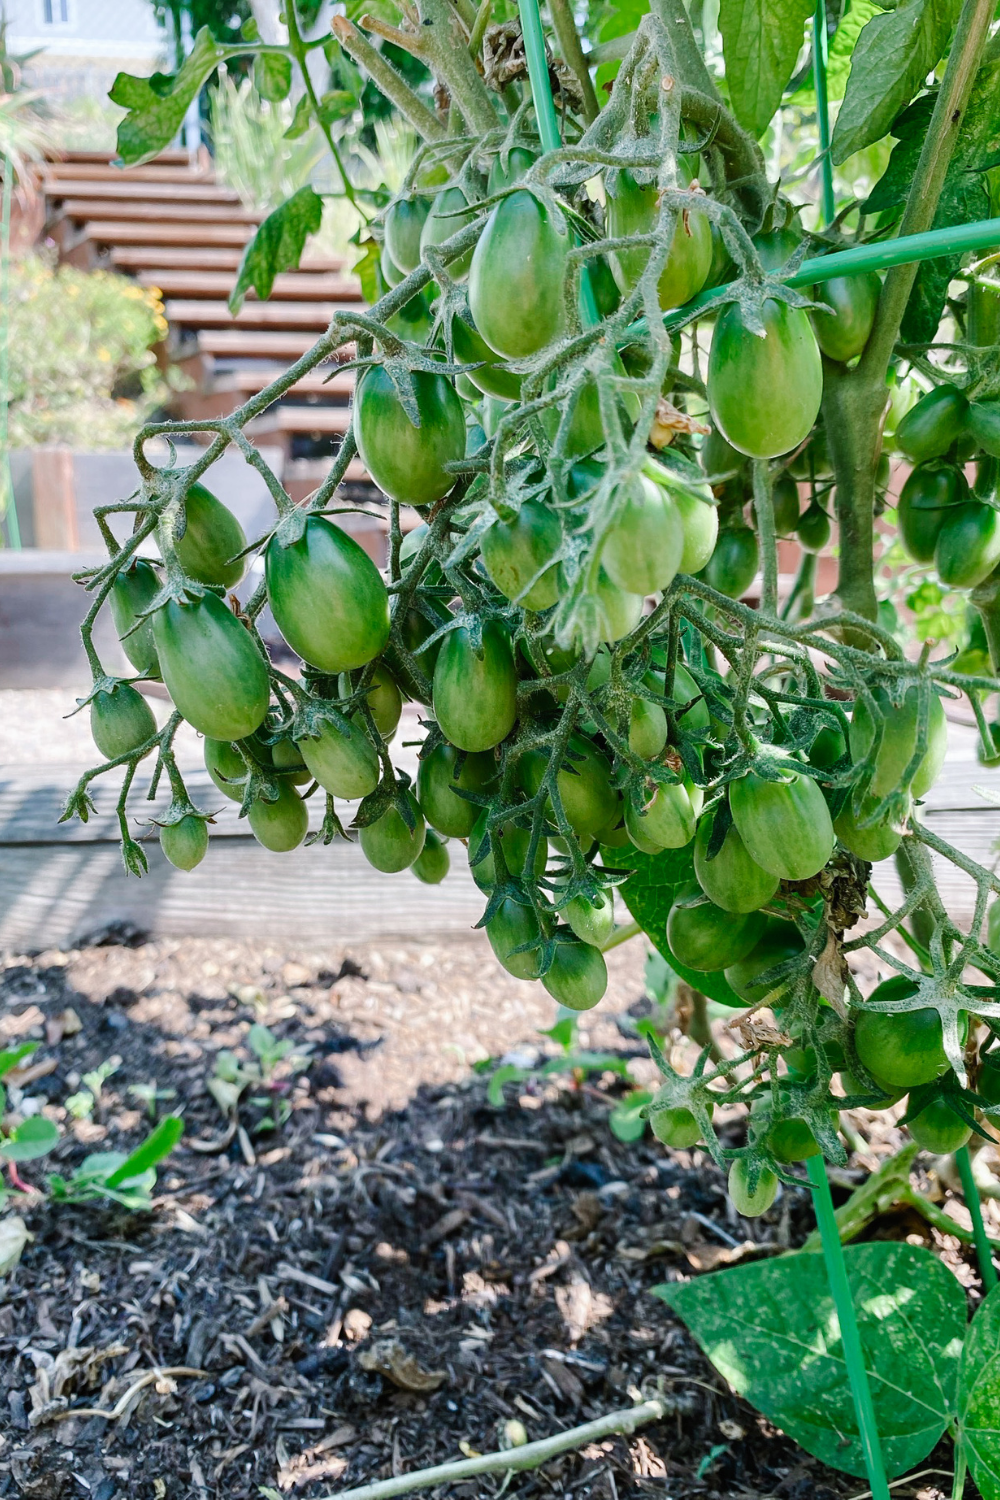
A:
955 1144 998 1290
812 0 834 227
807 1155 891 1500
517 0 600 326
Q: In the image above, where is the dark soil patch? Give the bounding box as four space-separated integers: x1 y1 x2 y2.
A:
0 940 970 1499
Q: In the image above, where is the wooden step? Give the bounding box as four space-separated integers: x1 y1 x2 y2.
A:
246 406 353 437
214 367 355 397
193 329 351 359
45 178 243 205
46 148 196 166
110 246 344 273
58 199 262 224
79 221 257 248
139 268 361 301
174 370 355 421
165 298 344 329
42 162 215 185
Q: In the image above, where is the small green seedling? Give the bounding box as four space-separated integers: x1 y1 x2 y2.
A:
209 1025 310 1135
482 1014 637 1107
65 1054 123 1121
0 1044 60 1190
47 1115 184 1210
128 1082 178 1120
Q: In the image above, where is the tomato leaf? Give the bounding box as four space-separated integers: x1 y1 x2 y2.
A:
284 93 314 140
655 1242 965 1479
831 0 962 164
103 1115 183 1187
602 841 745 1008
255 51 292 103
1 1116 60 1162
110 26 226 167
229 186 324 315
958 1281 1000 1498
717 0 813 137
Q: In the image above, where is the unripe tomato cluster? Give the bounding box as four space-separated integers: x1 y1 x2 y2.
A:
81 113 1000 1211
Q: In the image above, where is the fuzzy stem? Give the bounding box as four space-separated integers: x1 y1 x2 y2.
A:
752 459 778 616
330 19 446 141
286 2 361 214
314 1398 670 1500
651 0 722 103
416 0 500 134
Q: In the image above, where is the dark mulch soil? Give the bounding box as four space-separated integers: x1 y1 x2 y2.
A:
0 938 969 1500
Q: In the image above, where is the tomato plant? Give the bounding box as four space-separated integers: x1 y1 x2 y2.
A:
72 12 1000 1481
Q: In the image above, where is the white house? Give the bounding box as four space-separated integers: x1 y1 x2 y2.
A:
3 0 168 102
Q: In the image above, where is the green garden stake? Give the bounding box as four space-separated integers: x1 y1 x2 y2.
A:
516 0 600 327
956 1144 998 1290
812 0 835 227
807 1155 891 1500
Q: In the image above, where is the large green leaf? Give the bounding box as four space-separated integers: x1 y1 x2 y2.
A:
110 27 226 167
718 0 814 137
958 1282 1000 1499
602 841 745 1007
655 1242 965 1479
229 186 324 315
831 0 962 164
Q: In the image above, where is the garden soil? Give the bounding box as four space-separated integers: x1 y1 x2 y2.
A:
0 930 989 1499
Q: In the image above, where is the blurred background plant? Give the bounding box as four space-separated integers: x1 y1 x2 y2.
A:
5 257 174 449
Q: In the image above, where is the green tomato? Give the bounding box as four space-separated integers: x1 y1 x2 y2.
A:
353 364 466 507
752 225 803 271
205 737 248 800
469 811 547 889
625 781 696 852
296 716 379 799
849 685 947 800
896 384 969 463
420 186 476 279
487 145 538 195
767 1114 825 1163
452 314 523 402
338 664 403 741
386 599 453 705
810 272 880 363
153 593 270 742
809 723 847 770
433 620 518 752
606 170 712 311
248 782 308 852
728 1158 778 1217
935 500 1000 588
796 502 831 553
520 734 619 840
384 196 430 275
271 736 311 785
90 683 157 762
416 741 497 838
651 1103 712 1149
729 769 835 881
486 895 544 980
674 487 720 574
629 697 668 759
666 888 764 971
788 426 832 479
542 933 608 1010
359 791 426 873
602 475 685 596
724 917 804 1004
967 399 1000 459
907 1098 971 1154
561 888 615 947
266 515 390 675
110 559 161 677
591 568 644 643
771 472 800 537
977 1053 1000 1104
173 482 246 590
481 499 561 610
698 525 758 599
160 814 209 871
853 978 962 1089
386 286 435 343
708 299 823 460
694 813 779 913
834 794 902 862
468 190 570 358
987 897 1000 958
897 463 967 564
701 424 747 481
412 829 450 884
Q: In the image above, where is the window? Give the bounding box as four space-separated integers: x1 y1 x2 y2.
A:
42 0 71 24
